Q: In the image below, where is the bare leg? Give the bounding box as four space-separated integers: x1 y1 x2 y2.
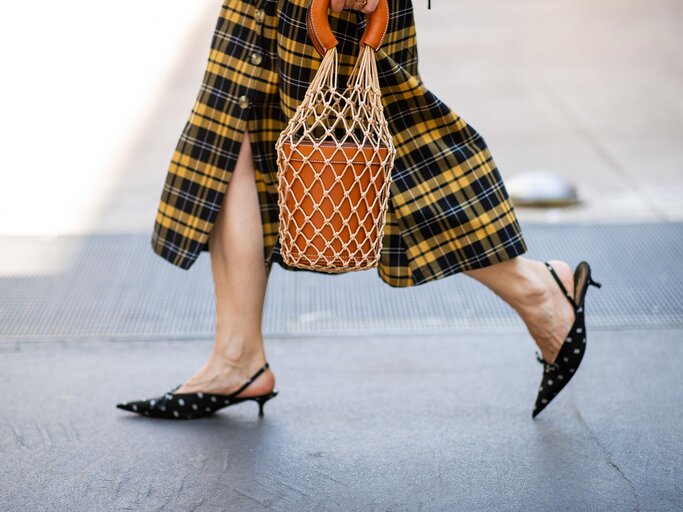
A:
175 130 275 397
463 256 576 364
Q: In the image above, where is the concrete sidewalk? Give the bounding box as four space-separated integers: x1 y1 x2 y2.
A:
1 331 681 511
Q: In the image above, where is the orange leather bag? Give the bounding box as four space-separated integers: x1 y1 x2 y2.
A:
275 0 397 273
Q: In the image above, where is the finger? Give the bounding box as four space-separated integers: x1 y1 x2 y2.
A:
330 0 345 13
346 0 365 11
360 0 380 14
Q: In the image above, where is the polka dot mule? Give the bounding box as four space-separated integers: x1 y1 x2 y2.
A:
116 362 278 420
532 261 602 418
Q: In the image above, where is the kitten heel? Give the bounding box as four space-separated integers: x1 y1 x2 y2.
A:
252 390 279 417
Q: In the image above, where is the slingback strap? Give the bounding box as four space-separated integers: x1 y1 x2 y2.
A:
226 362 270 398
535 350 559 370
544 261 578 310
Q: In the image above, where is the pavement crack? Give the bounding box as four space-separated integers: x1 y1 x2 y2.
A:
573 406 641 511
273 477 310 498
187 497 206 512
231 487 283 510
7 424 29 450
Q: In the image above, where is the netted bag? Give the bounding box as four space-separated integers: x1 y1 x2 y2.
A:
275 0 397 273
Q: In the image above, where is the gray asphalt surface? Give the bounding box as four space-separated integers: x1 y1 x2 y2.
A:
2 330 681 511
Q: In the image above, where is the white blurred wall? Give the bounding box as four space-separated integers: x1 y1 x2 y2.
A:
0 1 219 235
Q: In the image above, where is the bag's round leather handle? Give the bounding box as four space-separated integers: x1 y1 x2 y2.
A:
306 0 390 57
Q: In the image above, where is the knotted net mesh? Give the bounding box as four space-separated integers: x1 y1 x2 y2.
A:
275 44 397 273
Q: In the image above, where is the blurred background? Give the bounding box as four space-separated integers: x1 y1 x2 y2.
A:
1 1 681 510
1 0 681 242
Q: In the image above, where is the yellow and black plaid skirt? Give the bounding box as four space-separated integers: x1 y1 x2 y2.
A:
151 0 528 287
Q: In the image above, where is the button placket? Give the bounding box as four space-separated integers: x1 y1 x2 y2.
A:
238 3 267 114
253 3 266 66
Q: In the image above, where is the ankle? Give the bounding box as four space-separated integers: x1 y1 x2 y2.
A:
504 259 550 313
212 336 265 366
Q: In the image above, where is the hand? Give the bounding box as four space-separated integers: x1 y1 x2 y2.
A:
330 0 380 15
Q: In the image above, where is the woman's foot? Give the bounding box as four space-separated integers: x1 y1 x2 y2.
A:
515 259 576 365
174 346 276 399
464 256 576 365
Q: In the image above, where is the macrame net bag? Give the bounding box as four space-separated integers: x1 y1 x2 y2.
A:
275 0 397 273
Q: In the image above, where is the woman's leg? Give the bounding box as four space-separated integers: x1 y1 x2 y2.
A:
463 256 576 364
174 130 275 397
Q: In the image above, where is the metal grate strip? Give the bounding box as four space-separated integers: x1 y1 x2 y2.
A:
1 223 682 341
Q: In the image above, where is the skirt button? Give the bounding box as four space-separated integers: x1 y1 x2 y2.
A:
238 95 250 109
250 53 263 66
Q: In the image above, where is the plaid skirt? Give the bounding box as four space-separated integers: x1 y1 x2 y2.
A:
151 0 528 287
